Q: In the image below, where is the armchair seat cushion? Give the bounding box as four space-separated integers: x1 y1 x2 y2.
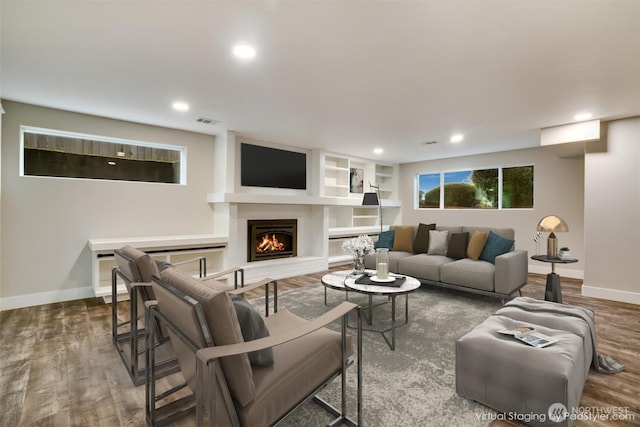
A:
242 309 352 426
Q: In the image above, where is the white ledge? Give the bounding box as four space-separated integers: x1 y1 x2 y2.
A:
88 234 228 252
207 192 401 207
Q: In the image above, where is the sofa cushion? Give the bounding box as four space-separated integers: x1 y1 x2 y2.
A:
479 230 515 264
427 230 449 255
446 232 469 259
398 254 453 282
413 223 436 254
467 231 488 260
392 226 414 252
375 230 395 249
440 258 495 292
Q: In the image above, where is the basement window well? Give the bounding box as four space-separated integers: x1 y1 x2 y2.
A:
20 126 186 184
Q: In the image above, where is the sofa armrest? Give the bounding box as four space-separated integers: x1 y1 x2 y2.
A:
494 249 528 295
196 302 359 362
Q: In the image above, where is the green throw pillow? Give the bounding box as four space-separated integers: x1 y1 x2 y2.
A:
479 230 514 264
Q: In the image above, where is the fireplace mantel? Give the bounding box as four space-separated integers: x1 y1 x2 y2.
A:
207 192 401 207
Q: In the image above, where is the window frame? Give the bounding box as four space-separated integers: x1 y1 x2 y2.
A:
415 164 534 210
20 125 188 185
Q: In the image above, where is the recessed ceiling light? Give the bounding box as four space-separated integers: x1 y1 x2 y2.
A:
172 101 189 112
373 148 384 155
574 112 593 121
233 43 256 59
450 133 464 143
107 161 116 166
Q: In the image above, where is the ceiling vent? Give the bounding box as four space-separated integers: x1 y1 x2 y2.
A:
196 117 220 126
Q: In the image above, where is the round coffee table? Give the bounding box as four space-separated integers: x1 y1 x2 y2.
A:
321 270 421 350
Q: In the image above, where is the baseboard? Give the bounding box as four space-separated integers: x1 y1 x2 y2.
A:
581 284 640 305
528 264 584 280
0 286 95 311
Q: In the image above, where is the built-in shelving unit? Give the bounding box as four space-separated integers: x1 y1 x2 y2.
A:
322 152 400 230
323 154 350 197
320 152 400 264
88 234 228 300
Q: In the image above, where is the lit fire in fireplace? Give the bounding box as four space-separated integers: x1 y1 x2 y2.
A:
256 234 285 253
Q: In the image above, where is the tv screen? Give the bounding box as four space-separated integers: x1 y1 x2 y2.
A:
240 143 307 190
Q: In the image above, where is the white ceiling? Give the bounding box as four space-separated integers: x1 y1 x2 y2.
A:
1 1 639 164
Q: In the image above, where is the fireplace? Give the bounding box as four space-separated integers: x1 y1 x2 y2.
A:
247 219 297 262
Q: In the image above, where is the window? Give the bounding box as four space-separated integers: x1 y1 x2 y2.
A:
21 126 186 184
416 165 533 209
418 173 440 208
502 165 534 208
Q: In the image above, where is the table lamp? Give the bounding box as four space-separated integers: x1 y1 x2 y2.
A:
536 215 569 257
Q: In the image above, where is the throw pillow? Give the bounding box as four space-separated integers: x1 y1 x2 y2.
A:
446 232 469 259
393 226 414 253
230 294 274 366
375 230 395 249
479 230 515 264
413 223 436 254
467 231 489 260
427 230 449 255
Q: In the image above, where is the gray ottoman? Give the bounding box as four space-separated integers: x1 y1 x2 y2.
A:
456 315 588 427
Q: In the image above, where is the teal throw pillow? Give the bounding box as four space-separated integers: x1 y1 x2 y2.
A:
479 230 514 264
375 230 395 249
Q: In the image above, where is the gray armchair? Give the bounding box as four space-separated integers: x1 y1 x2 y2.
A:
146 266 362 426
112 245 278 386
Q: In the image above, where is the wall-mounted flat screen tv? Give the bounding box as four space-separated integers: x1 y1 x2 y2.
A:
240 143 307 190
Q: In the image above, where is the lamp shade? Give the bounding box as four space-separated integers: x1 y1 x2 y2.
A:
362 192 379 206
536 215 569 233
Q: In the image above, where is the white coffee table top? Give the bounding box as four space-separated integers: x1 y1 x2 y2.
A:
321 269 421 295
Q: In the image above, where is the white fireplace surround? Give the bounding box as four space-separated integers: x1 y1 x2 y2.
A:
225 203 329 282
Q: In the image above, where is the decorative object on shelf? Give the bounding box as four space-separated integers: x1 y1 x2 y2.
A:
362 182 382 234
536 215 569 257
342 234 374 274
350 167 364 193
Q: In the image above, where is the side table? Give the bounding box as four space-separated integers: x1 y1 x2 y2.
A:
531 255 578 303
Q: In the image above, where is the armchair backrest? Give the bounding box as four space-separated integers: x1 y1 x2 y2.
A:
114 245 161 282
114 246 162 319
150 276 239 426
158 267 256 406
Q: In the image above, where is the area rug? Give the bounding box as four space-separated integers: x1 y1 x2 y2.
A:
253 282 502 427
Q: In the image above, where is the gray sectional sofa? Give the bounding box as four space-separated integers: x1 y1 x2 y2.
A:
364 224 528 301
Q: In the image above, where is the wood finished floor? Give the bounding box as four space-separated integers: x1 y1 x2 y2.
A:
1 270 638 426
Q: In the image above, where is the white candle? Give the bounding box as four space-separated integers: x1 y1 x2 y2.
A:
377 262 389 279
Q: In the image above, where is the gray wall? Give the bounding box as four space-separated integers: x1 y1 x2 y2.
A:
583 117 640 304
398 144 586 278
0 101 216 309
